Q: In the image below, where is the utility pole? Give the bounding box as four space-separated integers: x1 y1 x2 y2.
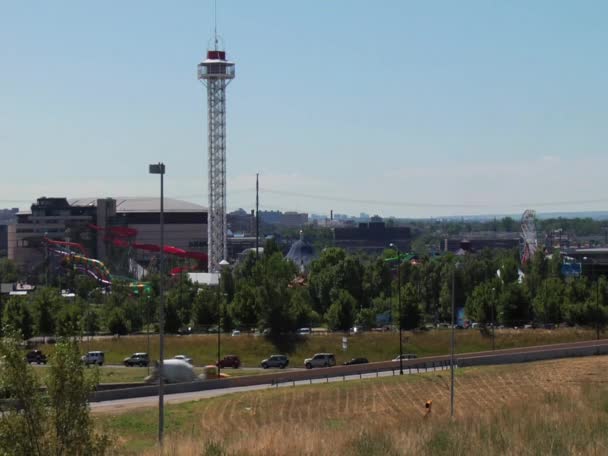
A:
389 243 403 375
255 173 259 261
491 287 496 350
451 265 456 419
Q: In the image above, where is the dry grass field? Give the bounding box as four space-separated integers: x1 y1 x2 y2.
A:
100 355 608 455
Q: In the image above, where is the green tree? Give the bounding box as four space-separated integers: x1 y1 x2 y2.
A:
309 248 347 315
257 281 294 334
73 275 98 300
123 297 145 333
395 283 422 330
325 289 356 331
356 307 377 329
230 284 261 329
498 283 530 326
106 307 129 335
465 282 496 324
31 287 62 336
290 287 316 328
55 303 83 337
163 298 181 334
192 286 219 326
84 306 100 336
0 258 20 282
2 296 34 340
533 278 565 324
498 256 519 284
0 331 110 455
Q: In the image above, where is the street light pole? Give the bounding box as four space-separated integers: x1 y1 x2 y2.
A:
450 264 457 419
390 243 403 375
217 280 221 378
491 287 496 351
217 259 230 377
149 162 165 445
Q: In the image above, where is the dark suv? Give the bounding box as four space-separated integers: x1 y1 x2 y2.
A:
261 355 289 369
343 357 368 365
123 352 150 367
26 350 47 364
217 355 241 369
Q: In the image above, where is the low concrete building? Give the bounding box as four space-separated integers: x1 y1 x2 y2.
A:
443 232 520 253
333 217 410 253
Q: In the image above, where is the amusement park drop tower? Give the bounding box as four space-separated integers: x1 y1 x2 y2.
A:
197 35 235 273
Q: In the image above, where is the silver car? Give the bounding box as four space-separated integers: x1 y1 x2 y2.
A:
173 354 193 365
304 353 336 369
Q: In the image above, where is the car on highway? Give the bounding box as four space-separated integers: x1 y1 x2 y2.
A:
261 354 289 369
173 354 193 365
392 354 417 361
82 351 105 366
26 349 47 364
217 355 241 369
343 357 368 365
123 352 149 367
304 353 336 369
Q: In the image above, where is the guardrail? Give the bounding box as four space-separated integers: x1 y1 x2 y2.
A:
89 339 608 403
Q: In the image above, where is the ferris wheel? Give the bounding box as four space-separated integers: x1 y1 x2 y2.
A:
520 209 538 264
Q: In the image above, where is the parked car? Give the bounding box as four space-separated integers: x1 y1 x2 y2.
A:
261 355 289 369
231 330 241 336
217 355 241 369
26 349 47 364
392 354 417 361
81 351 105 366
304 353 336 369
297 327 311 335
173 354 193 365
343 357 369 365
123 352 149 367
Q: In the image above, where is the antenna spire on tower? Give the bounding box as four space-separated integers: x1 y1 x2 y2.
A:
214 0 218 50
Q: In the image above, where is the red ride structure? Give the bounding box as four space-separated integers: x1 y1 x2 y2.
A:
88 224 208 274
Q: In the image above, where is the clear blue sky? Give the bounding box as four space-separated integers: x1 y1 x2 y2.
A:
1 1 607 218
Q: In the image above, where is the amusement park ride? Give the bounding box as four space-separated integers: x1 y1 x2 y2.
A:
44 224 208 294
520 209 538 264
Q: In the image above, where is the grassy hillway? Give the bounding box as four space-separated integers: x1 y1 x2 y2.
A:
98 355 608 455
68 327 601 367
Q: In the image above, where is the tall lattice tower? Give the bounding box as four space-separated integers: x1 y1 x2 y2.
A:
198 44 235 272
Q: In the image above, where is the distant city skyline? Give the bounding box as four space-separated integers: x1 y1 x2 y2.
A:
1 1 607 217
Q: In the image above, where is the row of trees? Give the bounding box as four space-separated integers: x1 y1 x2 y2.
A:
1 241 606 338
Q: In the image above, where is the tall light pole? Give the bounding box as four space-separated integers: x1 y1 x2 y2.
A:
389 243 403 375
217 259 230 377
451 262 461 419
149 162 165 444
491 287 496 350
